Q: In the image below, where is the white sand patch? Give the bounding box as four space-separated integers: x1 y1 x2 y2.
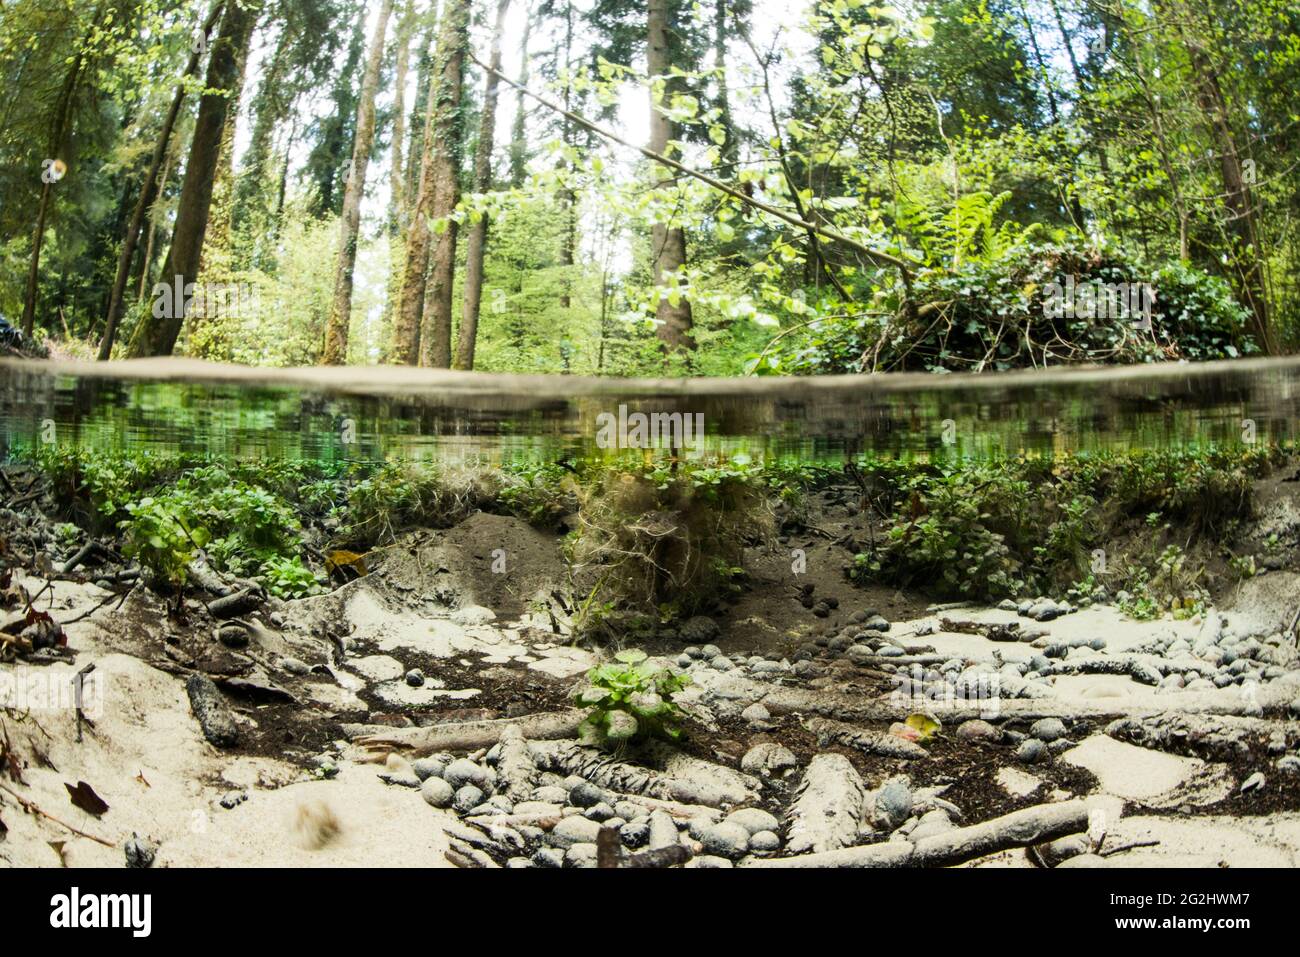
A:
1085 814 1300 867
1063 735 1197 798
996 766 1044 798
348 654 406 682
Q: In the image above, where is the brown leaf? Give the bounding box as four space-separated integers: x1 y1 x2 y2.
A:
135 770 151 788
65 780 109 817
48 840 67 866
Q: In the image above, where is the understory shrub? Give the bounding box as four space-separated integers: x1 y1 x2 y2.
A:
569 460 774 634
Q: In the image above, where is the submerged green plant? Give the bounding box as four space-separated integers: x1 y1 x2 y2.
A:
574 649 691 748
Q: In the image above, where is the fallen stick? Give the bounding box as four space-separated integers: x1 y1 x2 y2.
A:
466 813 564 830
804 716 929 759
0 780 115 847
747 799 1095 868
207 587 259 620
61 541 101 575
353 710 583 759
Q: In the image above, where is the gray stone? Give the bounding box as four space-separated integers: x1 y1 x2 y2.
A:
741 702 771 724
749 830 781 852
680 616 720 645
531 847 564 868
700 821 750 860
647 810 680 850
619 819 651 848
1240 771 1266 793
531 785 568 803
685 855 734 868
846 644 875 666
1016 738 1047 764
1030 718 1067 743
726 807 780 836
569 780 613 808
412 756 448 781
420 776 455 808
405 668 425 687
124 834 156 869
1275 755 1300 774
564 843 599 868
506 857 532 869
875 780 912 830
583 802 616 822
614 800 642 821
445 758 493 791
548 815 604 849
453 784 485 813
700 644 722 659
956 719 1000 742
740 742 798 776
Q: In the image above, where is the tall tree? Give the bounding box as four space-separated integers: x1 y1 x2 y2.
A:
100 1 227 359
321 0 394 364
455 0 511 369
388 0 416 233
125 0 259 357
414 0 468 368
508 2 534 188
20 6 101 339
646 0 693 352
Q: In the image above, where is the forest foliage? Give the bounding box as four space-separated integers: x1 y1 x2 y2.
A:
1 0 1298 375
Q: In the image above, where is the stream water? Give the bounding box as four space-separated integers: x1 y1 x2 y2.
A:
3 356 1300 466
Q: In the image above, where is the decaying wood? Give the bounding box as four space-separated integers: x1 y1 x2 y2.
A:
640 740 759 805
785 753 866 855
622 842 696 868
750 673 1300 722
353 710 583 759
749 799 1095 868
1043 657 1164 686
494 725 537 802
466 812 563 829
185 673 238 747
446 837 499 868
528 740 751 808
1105 713 1295 762
207 587 259 619
804 716 929 759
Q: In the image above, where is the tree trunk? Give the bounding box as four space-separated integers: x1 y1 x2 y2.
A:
713 0 738 172
124 0 257 357
21 10 94 340
416 0 469 369
388 0 415 234
557 4 575 309
508 4 533 189
1181 35 1277 354
454 0 511 371
321 0 395 366
646 0 693 352
392 2 466 366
